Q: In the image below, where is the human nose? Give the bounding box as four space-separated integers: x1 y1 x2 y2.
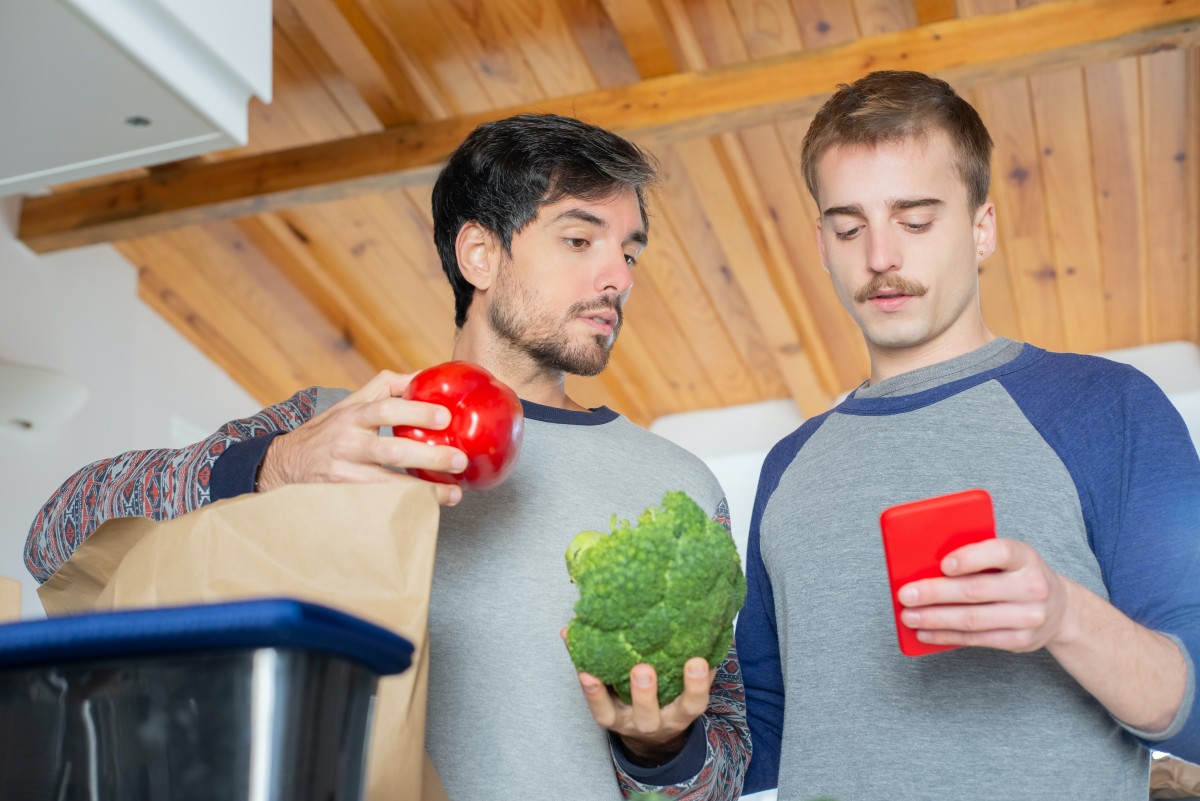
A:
865 228 901 274
596 248 634 295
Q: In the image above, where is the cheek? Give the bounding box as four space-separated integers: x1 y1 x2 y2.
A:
823 256 856 293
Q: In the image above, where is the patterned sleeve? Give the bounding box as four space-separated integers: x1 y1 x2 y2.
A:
24 388 319 583
613 498 752 799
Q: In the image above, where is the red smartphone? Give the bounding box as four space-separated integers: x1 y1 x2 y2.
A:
879 488 996 657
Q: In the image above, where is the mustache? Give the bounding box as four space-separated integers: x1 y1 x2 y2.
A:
854 274 928 304
568 296 624 322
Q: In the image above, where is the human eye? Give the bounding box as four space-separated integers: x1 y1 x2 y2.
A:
563 237 589 251
624 252 639 267
903 221 932 233
834 225 863 241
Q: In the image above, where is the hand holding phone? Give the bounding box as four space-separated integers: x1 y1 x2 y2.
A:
879 488 996 657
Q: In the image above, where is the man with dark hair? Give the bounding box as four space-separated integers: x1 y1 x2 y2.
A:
26 113 750 800
739 70 1200 799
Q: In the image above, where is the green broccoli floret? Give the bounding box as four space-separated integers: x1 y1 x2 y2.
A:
564 490 747 706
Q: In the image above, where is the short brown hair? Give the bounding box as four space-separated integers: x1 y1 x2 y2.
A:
800 70 993 210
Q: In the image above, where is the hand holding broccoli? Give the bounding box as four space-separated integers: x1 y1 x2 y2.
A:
563 491 746 760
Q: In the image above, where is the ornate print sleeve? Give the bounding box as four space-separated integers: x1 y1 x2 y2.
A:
24 388 318 583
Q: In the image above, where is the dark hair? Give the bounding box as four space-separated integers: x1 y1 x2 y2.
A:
432 114 659 327
801 71 993 210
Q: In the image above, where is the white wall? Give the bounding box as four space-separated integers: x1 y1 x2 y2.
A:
0 195 256 618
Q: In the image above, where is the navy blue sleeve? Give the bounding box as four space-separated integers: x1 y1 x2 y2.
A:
609 719 706 784
209 432 283 502
1002 354 1200 760
741 416 828 793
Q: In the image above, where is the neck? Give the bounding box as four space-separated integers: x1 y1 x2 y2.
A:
450 321 588 412
866 322 996 385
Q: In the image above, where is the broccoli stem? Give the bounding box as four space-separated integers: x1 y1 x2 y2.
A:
565 529 606 583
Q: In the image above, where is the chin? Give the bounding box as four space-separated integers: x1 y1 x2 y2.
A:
535 336 613 377
565 345 613 377
864 324 931 352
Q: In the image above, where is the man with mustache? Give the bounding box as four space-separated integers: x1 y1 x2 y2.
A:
25 114 750 800
738 71 1199 800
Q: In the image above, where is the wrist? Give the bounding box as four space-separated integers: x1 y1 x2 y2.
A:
1047 575 1086 651
255 434 286 492
618 728 689 768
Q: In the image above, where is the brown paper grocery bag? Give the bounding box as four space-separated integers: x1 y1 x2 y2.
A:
0 577 20 621
38 483 448 801
1151 753 1200 799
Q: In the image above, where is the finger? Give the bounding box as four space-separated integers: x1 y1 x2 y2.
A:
627 664 663 735
432 483 463 507
385 371 415 398
941 538 1025 576
578 672 618 729
900 568 1051 608
915 625 1044 653
901 601 1048 633
384 472 461 506
339 370 407 406
378 438 468 475
664 658 714 723
317 461 437 486
366 397 452 432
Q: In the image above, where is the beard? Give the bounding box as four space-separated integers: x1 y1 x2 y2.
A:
488 266 623 377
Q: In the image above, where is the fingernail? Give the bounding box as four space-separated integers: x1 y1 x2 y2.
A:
448 487 462 505
632 672 652 688
436 410 452 427
943 556 958 573
450 454 468 471
899 586 917 604
688 661 707 677
901 610 919 627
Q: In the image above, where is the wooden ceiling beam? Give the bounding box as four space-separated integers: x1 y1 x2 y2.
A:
19 0 1200 253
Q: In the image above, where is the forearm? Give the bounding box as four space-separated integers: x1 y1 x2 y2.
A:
612 644 750 800
24 440 230 582
24 389 318 583
1049 578 1190 734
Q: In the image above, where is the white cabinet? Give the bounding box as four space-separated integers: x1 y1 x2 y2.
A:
0 0 271 196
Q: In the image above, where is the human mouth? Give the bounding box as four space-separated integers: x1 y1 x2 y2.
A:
580 311 616 335
868 292 914 312
855 276 927 310
572 299 621 336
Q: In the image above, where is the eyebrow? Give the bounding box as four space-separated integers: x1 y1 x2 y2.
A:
550 208 648 247
822 198 945 218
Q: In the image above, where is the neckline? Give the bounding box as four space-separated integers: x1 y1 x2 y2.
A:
519 399 619 426
836 341 1044 416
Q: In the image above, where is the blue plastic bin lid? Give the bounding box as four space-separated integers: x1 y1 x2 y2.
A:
0 598 414 676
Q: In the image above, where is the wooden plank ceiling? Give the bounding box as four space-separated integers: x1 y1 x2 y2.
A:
18 0 1200 425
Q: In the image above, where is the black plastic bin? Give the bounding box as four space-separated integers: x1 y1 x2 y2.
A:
0 598 414 801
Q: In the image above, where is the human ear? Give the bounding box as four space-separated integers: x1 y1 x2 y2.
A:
973 202 997 260
815 216 831 274
455 222 500 290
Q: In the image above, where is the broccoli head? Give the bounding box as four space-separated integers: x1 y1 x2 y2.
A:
564 490 746 706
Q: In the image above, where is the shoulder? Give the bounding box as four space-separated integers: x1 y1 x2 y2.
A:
761 409 835 476
1025 349 1147 384
605 416 727 506
1000 348 1171 417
